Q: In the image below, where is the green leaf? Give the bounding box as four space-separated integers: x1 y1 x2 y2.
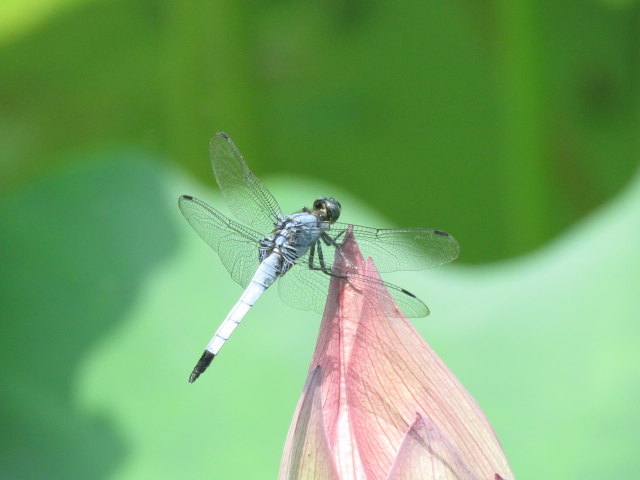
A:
2 154 639 479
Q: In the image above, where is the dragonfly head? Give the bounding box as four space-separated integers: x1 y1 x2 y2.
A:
313 197 341 222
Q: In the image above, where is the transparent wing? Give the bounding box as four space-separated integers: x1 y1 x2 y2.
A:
210 132 283 233
278 250 430 318
322 222 460 273
178 195 263 289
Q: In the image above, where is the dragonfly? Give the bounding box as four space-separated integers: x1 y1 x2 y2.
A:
179 132 460 383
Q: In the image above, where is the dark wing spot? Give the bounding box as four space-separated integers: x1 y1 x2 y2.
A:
182 195 193 200
219 132 229 139
434 230 449 236
401 288 417 298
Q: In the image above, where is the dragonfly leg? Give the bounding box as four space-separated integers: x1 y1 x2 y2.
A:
308 242 333 275
310 241 348 280
320 230 345 248
307 241 317 268
315 241 331 274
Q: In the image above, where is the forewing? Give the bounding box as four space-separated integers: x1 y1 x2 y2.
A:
325 222 460 273
278 250 429 318
210 132 283 233
178 195 263 289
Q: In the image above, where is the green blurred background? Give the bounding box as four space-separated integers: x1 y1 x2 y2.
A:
1 0 639 479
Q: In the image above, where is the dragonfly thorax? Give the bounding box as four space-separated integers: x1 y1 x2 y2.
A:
259 212 327 275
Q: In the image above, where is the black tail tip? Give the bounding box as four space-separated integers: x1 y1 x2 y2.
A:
187 350 216 383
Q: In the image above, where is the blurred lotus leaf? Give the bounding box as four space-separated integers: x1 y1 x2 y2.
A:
2 153 637 479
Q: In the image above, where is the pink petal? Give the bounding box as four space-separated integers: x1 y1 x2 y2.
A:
281 228 514 480
386 413 478 480
339 235 513 479
279 366 341 480
284 229 375 479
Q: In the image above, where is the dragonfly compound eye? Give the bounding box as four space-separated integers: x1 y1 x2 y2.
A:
324 198 341 222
